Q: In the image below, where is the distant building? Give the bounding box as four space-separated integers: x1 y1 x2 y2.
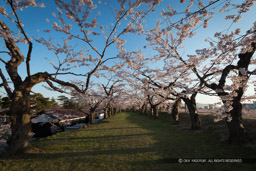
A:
197 103 210 109
243 101 256 110
208 104 215 110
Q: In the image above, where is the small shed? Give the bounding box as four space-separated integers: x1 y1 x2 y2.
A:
31 109 89 137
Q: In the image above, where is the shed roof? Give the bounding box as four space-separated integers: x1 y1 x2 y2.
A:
32 109 89 123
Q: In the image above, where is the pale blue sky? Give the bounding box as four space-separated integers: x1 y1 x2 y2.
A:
0 0 256 104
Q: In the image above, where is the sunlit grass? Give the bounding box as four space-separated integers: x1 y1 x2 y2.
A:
0 112 256 171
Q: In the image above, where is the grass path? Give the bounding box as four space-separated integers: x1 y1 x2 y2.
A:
0 112 256 171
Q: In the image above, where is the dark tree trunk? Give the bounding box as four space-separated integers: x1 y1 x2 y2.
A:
225 100 249 144
104 108 108 119
108 107 112 117
89 110 95 124
110 106 114 116
171 98 181 124
5 90 34 156
106 104 112 118
215 43 255 144
224 43 255 144
89 101 101 124
147 94 161 119
143 104 148 116
183 96 201 130
151 105 158 119
113 108 117 115
140 103 145 115
150 107 154 117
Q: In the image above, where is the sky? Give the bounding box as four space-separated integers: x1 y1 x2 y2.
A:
0 0 256 104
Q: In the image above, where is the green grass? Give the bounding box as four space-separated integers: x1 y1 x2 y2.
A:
0 112 256 171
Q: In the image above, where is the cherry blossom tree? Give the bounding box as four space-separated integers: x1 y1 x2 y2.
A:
0 0 86 156
101 75 123 118
85 88 104 124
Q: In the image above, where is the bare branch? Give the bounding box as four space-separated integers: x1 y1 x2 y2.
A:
0 51 10 55
9 0 33 77
218 64 238 89
0 58 7 64
49 72 88 77
100 56 119 65
0 69 12 97
46 80 70 95
48 76 84 94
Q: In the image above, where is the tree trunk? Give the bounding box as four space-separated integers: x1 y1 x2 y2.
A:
140 103 145 115
208 43 255 144
113 108 117 115
143 105 148 116
150 107 154 117
224 44 255 144
152 105 158 119
226 102 249 144
89 110 95 124
107 106 111 117
104 108 108 119
110 106 114 116
183 98 201 130
171 98 181 124
5 90 33 156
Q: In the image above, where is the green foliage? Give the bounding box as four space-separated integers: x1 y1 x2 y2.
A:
30 93 58 111
1 112 256 170
0 94 58 111
57 95 84 109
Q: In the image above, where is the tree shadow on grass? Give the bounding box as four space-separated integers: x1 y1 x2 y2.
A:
38 133 153 142
159 112 256 144
79 127 141 132
2 147 155 160
125 113 256 164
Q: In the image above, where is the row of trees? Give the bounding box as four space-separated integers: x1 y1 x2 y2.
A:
0 0 161 155
0 0 255 156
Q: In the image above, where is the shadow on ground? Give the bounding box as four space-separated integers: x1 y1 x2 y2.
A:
1 112 256 170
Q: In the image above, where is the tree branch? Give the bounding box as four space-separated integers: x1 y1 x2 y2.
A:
218 64 238 89
0 51 11 55
9 0 33 77
0 19 23 87
46 80 70 94
0 69 12 97
0 58 7 64
49 72 88 77
100 56 119 65
48 76 84 94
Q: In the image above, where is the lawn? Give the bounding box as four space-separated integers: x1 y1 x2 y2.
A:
0 112 256 171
